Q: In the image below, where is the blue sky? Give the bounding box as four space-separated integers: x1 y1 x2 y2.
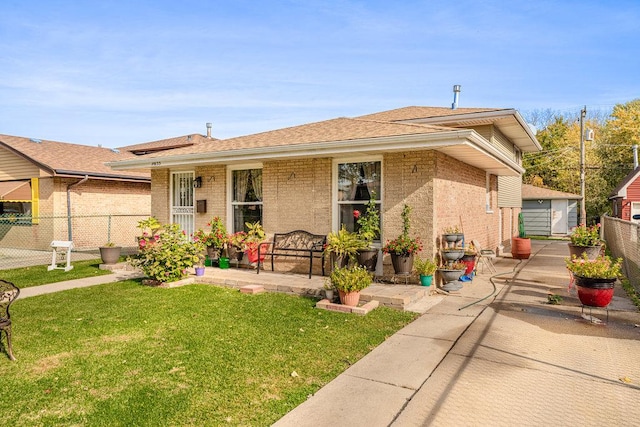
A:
1 0 639 148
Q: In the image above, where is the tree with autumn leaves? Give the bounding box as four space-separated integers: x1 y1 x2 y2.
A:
523 99 640 224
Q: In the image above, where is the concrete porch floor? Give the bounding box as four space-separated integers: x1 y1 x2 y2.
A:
190 264 447 313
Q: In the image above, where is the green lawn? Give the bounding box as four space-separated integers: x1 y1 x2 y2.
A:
1 259 112 288
0 281 417 426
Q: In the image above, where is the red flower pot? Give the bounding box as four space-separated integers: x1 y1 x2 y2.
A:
574 275 616 307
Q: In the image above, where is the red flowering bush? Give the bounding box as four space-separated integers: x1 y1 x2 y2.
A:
382 204 422 256
193 216 227 248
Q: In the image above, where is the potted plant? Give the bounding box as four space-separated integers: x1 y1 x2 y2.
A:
461 243 477 275
194 255 206 276
194 216 228 260
511 212 531 259
99 241 122 265
227 231 247 262
130 222 205 284
323 280 336 302
568 223 603 260
382 204 422 275
566 253 623 307
324 226 368 269
442 225 463 247
438 260 467 291
243 221 269 264
354 195 381 272
414 257 438 287
330 265 373 306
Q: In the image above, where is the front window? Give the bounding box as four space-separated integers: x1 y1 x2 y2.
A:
337 161 381 240
231 168 263 232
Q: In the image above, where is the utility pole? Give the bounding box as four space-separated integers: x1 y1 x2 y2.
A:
579 106 587 225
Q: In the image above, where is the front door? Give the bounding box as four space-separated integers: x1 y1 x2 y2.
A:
171 172 195 237
551 199 568 235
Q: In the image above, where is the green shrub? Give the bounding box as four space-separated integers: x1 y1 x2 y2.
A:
130 223 205 282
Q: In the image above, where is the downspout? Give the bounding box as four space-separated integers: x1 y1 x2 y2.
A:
67 175 89 241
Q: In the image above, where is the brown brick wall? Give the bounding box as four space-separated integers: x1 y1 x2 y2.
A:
193 165 226 229
383 151 436 257
433 152 499 254
151 169 170 224
0 177 150 250
263 158 332 235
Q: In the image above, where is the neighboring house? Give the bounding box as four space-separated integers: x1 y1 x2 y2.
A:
521 184 581 236
609 166 640 223
0 130 216 251
109 106 541 270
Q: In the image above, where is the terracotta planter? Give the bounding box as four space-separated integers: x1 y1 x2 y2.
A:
390 253 414 275
357 249 378 272
99 246 122 264
574 275 616 307
338 290 361 307
511 237 531 259
568 244 602 260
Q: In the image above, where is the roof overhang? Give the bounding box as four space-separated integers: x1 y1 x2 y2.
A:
0 180 31 201
108 129 524 176
399 109 541 153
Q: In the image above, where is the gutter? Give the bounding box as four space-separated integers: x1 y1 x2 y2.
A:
107 129 524 175
66 175 89 241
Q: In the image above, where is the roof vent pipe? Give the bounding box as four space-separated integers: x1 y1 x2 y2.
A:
206 122 212 139
452 85 461 109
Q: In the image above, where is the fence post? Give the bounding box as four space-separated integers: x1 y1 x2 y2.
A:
107 215 112 243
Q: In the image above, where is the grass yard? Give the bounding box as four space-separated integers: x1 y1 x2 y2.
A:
1 259 112 288
0 280 417 426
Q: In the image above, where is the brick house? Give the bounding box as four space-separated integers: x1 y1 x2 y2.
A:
109 106 540 270
609 166 640 222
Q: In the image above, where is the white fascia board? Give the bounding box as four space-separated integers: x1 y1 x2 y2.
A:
108 129 522 175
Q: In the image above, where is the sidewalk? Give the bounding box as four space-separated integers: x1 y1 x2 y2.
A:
274 240 640 426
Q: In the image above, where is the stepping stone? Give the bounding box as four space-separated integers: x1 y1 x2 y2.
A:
240 284 265 294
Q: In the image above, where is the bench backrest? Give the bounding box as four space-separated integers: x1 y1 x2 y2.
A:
0 280 20 322
273 230 326 251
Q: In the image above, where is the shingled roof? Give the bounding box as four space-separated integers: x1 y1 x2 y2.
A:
522 184 582 200
138 117 454 159
121 133 215 155
0 134 149 181
357 106 503 122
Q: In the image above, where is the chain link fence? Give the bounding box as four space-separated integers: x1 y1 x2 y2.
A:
0 213 149 270
603 215 640 292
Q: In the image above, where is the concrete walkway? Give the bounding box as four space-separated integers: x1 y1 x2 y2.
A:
274 240 640 426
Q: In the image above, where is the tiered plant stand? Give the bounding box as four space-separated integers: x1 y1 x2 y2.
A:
439 233 465 292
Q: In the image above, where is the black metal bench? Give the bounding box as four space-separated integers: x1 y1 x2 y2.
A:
0 280 20 361
257 230 327 278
